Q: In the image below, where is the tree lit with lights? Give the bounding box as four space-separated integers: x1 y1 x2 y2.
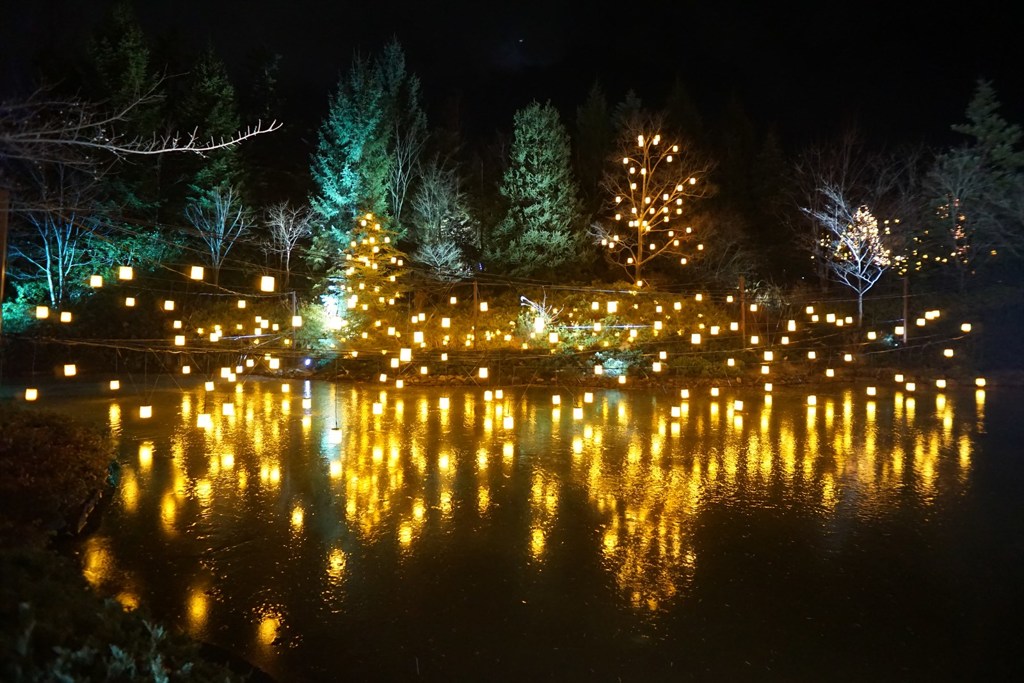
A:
593 117 711 284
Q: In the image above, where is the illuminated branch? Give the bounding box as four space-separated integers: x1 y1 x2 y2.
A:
0 82 280 167
595 117 711 285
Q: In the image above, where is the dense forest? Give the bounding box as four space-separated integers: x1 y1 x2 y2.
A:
1 1 1022 374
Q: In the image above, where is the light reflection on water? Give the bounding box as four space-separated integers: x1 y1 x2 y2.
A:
43 378 1016 679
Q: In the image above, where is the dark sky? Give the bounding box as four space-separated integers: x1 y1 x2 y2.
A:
3 0 1020 151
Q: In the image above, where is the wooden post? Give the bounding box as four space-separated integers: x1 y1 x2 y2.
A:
472 279 478 348
738 275 746 342
0 189 9 340
902 276 909 344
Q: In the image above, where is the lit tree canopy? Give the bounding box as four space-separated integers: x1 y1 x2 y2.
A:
593 116 711 284
801 185 893 326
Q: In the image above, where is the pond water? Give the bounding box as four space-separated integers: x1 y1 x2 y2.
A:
14 377 1024 681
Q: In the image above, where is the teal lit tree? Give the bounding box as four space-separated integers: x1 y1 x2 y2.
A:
487 101 583 278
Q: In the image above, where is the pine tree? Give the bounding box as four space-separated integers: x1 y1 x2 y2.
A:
575 81 612 215
487 101 583 279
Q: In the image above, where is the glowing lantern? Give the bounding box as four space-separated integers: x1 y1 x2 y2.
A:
936 379 947 389
844 353 853 362
139 406 152 419
109 380 120 390
906 382 916 392
36 306 49 319
691 333 701 344
90 275 103 288
329 428 342 444
190 266 204 280
59 311 72 323
269 358 281 370
163 300 175 311
975 377 986 387
764 383 773 392
502 415 514 430
399 348 412 362
573 407 584 420
292 315 302 328
763 351 774 362
372 402 383 415
118 266 133 280
479 367 489 379
594 365 603 375
807 351 817 360
204 381 215 390
867 386 877 396
894 374 904 382
826 368 835 377
961 323 972 333
174 335 185 346
238 300 247 309
25 388 38 401
867 331 877 340
943 349 954 358
63 364 77 377
807 395 817 406
125 297 135 307
439 397 450 410
552 394 561 405
548 332 559 344
222 403 235 416
182 365 191 375
441 317 451 328
260 276 275 292
733 400 744 412
617 376 626 384
710 387 719 397
607 301 618 314
750 335 759 345
680 389 690 399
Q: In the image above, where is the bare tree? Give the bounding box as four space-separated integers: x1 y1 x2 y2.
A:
409 155 477 282
0 82 279 170
263 201 313 287
184 186 253 285
592 114 712 285
7 162 105 307
801 185 892 326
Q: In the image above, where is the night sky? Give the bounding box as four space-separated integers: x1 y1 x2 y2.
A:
2 0 1020 150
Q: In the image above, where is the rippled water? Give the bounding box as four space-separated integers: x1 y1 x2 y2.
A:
23 378 1024 680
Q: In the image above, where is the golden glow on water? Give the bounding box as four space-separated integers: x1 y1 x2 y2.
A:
55 376 989 653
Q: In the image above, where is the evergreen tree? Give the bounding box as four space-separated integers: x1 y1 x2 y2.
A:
487 101 583 279
924 80 1024 288
309 54 391 269
575 81 612 215
663 76 703 142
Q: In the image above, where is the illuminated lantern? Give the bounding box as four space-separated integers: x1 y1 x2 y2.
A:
222 403 235 416
480 302 488 312
292 315 302 327
867 386 877 396
764 383 772 392
691 333 701 344
174 335 185 346
710 387 719 397
182 365 191 375
764 351 774 362
548 332 559 344
118 266 133 280
503 415 514 430
329 427 342 444
936 379 947 389
680 389 690 399
399 348 412 362
750 335 759 345
844 353 853 362
163 300 175 311
826 368 835 377
906 382 916 392
60 311 72 323
109 380 120 390
372 402 383 415
807 395 817 406
36 306 49 319
607 301 618 314
573 407 584 420
943 349 954 358
63 364 77 377
807 351 817 360
260 276 275 292
439 397 450 410
584 392 594 403
733 400 744 412
961 323 972 333
139 406 152 419
269 358 281 370
125 297 135 307
237 300 247 309
479 367 489 379
25 388 38 401
90 275 103 288
618 376 626 384
281 383 290 393
551 394 561 405
204 381 215 390
190 266 204 280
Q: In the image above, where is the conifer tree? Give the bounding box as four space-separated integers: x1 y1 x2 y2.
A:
487 101 582 278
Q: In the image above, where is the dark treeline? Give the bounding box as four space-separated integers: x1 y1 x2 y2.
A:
1 1 1022 363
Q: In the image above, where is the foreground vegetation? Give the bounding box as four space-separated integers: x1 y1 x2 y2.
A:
0 405 252 682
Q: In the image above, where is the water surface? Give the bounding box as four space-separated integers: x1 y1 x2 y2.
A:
20 378 1024 681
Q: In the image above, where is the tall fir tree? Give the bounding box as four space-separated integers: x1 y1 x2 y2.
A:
575 81 612 216
487 101 583 279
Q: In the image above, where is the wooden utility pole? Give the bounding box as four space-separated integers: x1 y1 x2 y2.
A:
738 275 746 342
0 189 9 339
902 277 909 344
